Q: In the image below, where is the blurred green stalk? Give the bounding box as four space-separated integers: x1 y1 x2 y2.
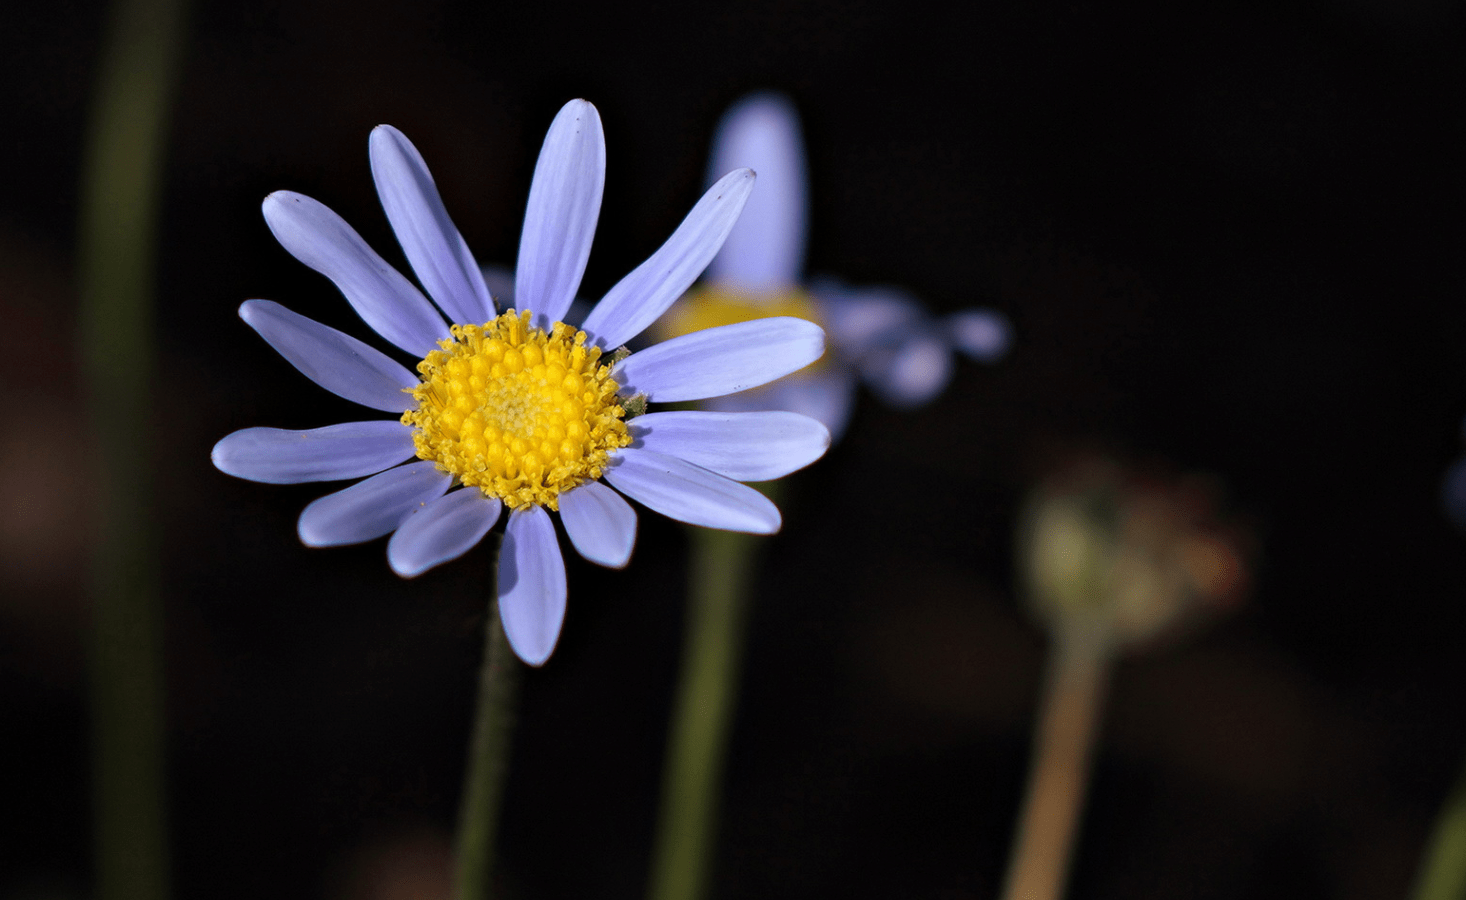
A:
454 594 522 900
648 522 769 900
1412 754 1466 900
1000 625 1111 900
78 0 186 896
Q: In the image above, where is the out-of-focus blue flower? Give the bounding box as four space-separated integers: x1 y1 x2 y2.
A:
655 93 1011 442
213 100 830 665
1444 428 1466 530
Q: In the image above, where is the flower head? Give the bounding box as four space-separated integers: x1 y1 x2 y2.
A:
1019 455 1248 650
656 93 1011 441
213 101 830 665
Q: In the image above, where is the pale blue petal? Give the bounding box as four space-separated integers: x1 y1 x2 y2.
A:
263 191 450 357
765 371 860 444
387 488 502 577
813 283 924 359
603 447 781 534
582 168 757 349
704 93 807 291
515 100 605 328
558 481 637 568
629 410 828 481
498 504 567 666
212 421 415 484
239 300 418 412
611 317 824 402
861 328 954 408
946 308 1012 362
370 125 494 326
701 369 860 444
297 461 451 547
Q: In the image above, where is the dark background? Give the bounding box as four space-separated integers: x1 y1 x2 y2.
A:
4 0 1466 897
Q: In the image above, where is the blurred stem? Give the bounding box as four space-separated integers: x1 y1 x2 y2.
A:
78 0 187 894
1411 751 1466 900
454 586 523 900
648 491 780 900
1000 625 1112 900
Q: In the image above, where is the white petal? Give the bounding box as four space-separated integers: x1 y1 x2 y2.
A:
263 191 450 357
629 410 828 481
581 169 756 349
701 370 860 445
514 100 605 328
557 481 637 568
212 421 416 484
946 308 1012 362
603 447 781 534
387 488 502 577
370 125 495 326
297 461 451 547
861 328 954 408
498 505 567 666
239 300 418 412
704 93 807 291
611 317 824 402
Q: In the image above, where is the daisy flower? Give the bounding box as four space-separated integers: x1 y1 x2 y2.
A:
656 93 1011 441
212 100 830 665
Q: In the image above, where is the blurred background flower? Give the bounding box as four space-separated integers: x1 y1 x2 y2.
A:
1020 454 1248 650
3 1 1466 898
1002 454 1251 900
656 92 1010 441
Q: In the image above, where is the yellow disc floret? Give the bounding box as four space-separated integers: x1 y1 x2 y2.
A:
402 310 630 510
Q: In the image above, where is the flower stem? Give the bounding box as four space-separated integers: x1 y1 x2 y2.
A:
78 0 187 894
1000 625 1112 900
455 589 523 900
647 525 767 900
1411 750 1466 900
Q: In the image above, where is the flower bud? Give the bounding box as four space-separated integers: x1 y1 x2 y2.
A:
1018 456 1248 649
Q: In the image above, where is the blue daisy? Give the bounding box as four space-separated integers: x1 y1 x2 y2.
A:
213 101 830 665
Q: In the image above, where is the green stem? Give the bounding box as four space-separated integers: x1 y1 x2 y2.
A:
647 525 766 900
1411 752 1466 900
454 591 523 900
79 0 186 895
1000 625 1112 900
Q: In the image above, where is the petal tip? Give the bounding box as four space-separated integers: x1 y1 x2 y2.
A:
261 190 300 214
387 557 428 579
814 421 833 453
237 299 259 321
297 521 328 548
209 438 229 473
501 621 558 666
754 509 783 535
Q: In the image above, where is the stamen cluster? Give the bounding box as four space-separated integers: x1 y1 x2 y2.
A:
403 310 630 509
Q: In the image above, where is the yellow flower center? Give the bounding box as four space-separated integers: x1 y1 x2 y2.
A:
402 310 630 510
658 286 825 372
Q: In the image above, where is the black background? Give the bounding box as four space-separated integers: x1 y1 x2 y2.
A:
3 0 1465 897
